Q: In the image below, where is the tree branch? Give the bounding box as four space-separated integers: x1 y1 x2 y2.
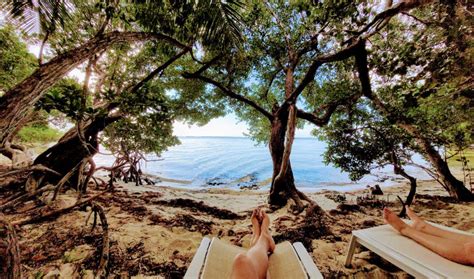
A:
183 72 273 120
281 39 364 112
265 1 294 62
130 48 189 94
353 0 433 40
296 92 362 126
261 69 282 103
282 0 433 109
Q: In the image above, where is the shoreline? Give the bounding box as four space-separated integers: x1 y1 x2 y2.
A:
121 171 419 194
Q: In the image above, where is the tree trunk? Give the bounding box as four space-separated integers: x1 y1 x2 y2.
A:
394 165 417 217
0 218 21 279
0 31 178 147
30 115 121 191
268 114 305 210
396 124 473 201
415 136 473 201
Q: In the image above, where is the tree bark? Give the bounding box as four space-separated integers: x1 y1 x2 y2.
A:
0 218 21 279
30 115 122 190
393 163 417 217
268 113 307 210
0 31 186 147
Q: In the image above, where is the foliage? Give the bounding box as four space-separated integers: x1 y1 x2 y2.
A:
317 1 472 186
0 25 37 93
17 124 62 143
134 0 244 49
367 2 473 150
103 84 179 155
36 78 86 119
4 0 244 158
182 0 382 144
318 100 415 181
1 0 73 33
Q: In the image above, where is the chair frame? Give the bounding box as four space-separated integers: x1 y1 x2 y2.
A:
345 223 474 279
184 237 323 279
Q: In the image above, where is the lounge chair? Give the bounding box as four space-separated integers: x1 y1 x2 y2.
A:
345 222 474 278
184 237 324 279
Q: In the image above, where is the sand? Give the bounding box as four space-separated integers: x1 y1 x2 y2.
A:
2 172 474 278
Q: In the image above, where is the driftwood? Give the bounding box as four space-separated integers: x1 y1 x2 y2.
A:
0 217 21 279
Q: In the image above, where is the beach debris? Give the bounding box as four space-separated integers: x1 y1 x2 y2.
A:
360 218 377 228
148 213 214 235
325 193 347 203
239 184 259 190
152 198 243 220
205 177 226 186
356 195 391 209
236 173 260 190
63 244 95 263
273 204 332 252
336 203 363 214
369 184 384 196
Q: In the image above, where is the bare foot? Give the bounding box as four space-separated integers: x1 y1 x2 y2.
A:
383 208 408 234
406 206 427 231
260 210 276 252
250 208 261 247
251 209 261 233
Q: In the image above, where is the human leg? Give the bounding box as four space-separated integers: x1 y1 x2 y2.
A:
231 208 274 279
406 206 474 243
384 208 474 266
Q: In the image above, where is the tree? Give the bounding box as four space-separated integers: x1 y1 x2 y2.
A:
183 0 433 210
0 0 191 150
9 0 241 194
318 99 419 216
354 1 473 200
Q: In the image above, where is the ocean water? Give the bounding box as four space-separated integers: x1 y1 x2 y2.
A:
94 136 430 191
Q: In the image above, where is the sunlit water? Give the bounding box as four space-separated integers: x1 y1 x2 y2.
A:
94 136 430 191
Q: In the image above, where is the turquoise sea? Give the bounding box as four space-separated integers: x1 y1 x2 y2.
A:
94 136 430 191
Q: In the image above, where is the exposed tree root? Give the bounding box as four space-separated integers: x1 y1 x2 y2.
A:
12 189 109 226
0 217 21 279
0 141 32 168
287 188 321 215
0 164 60 191
109 150 156 186
90 203 109 278
0 185 55 212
